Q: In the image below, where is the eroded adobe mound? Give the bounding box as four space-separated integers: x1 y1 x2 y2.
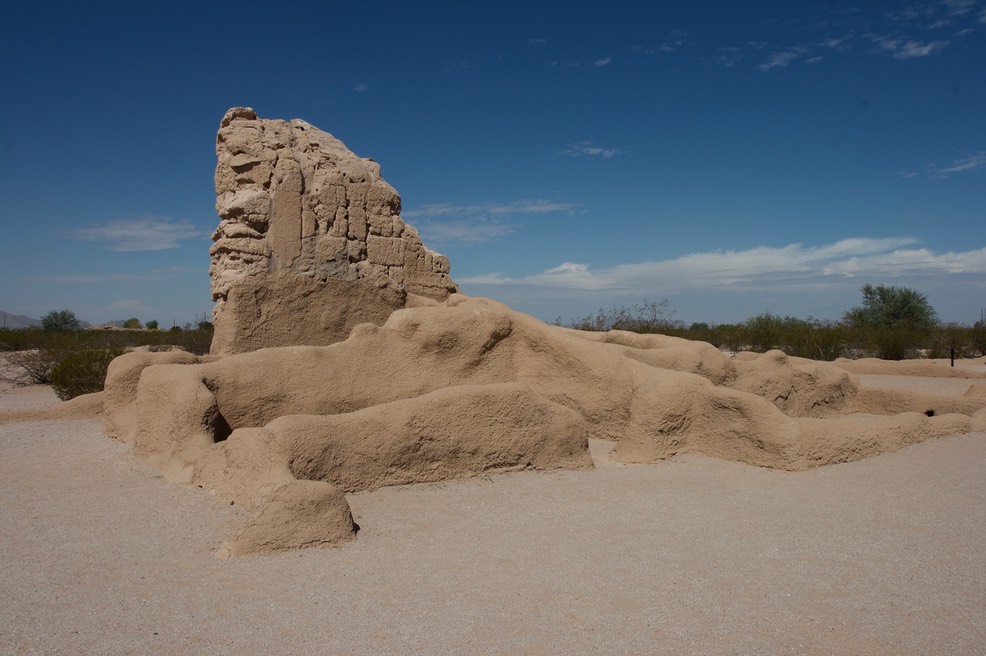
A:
100 109 986 556
104 296 986 556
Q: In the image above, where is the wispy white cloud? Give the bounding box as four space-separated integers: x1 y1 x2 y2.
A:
529 38 547 45
714 41 768 67
594 56 613 67
869 34 949 58
62 217 207 251
942 0 978 16
354 82 369 93
713 2 979 72
758 47 808 71
561 140 622 159
887 0 983 29
629 31 689 55
714 47 744 68
896 38 950 57
405 199 577 245
660 30 689 52
901 150 986 178
934 150 986 176
460 237 986 293
404 199 577 219
415 218 515 245
820 36 855 51
548 60 582 68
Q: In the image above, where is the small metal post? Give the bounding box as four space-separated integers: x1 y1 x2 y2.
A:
950 346 955 367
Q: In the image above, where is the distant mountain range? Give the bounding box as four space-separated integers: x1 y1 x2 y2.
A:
0 310 40 329
0 310 94 329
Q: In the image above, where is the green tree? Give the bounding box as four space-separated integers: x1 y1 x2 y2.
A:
40 309 81 331
842 284 939 359
122 317 142 329
145 319 159 330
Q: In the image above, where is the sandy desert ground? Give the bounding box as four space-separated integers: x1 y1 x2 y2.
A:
1 362 985 655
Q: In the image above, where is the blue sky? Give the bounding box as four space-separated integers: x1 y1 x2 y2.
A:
1 0 984 327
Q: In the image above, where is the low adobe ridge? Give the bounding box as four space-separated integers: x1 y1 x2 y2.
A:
104 297 986 557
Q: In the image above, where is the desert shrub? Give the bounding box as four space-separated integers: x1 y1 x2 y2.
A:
50 347 126 401
927 322 986 359
843 325 927 360
686 322 720 347
122 317 142 329
743 313 788 353
611 299 681 333
0 328 88 385
707 324 745 352
177 325 213 355
798 321 850 361
755 316 848 360
11 330 89 352
0 327 35 351
570 299 681 333
1 349 63 385
971 322 986 357
3 325 212 356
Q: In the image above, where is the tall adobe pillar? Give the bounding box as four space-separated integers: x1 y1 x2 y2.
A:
209 108 458 354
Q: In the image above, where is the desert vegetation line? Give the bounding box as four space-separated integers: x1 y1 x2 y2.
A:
1 311 213 400
3 285 985 401
561 285 985 361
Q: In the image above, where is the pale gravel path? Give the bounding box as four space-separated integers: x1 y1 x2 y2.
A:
2 408 984 655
